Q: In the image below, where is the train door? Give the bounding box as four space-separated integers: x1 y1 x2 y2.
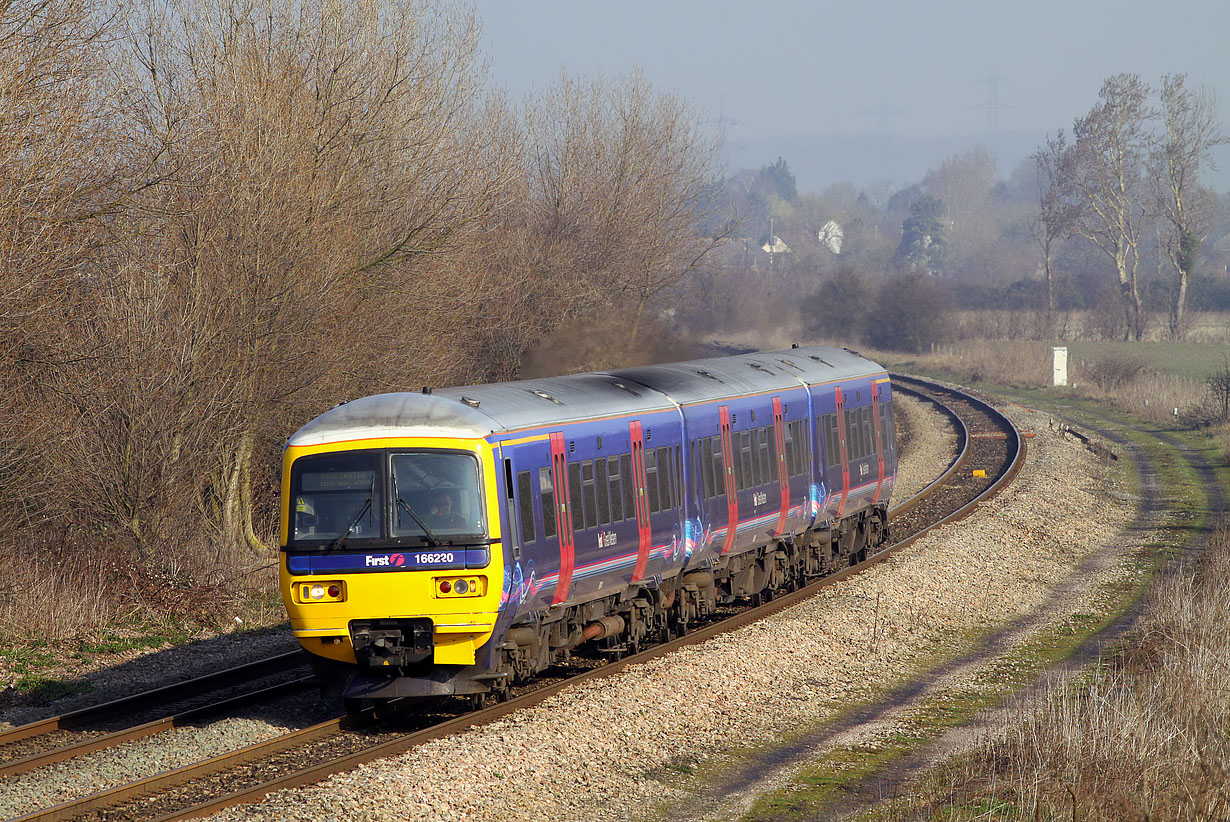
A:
549 432 575 605
630 421 652 581
834 387 850 518
772 397 789 536
719 406 737 554
871 382 886 504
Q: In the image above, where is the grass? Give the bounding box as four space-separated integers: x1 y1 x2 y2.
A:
732 355 1221 822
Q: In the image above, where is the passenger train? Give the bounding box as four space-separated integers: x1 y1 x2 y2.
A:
279 345 897 706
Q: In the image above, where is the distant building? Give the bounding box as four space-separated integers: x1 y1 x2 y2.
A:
818 220 843 255
761 235 791 254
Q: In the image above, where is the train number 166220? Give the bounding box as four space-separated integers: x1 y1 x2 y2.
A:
415 552 455 565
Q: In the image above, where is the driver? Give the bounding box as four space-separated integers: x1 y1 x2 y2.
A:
428 490 464 528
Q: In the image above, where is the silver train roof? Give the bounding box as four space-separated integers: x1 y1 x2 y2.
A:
287 345 884 446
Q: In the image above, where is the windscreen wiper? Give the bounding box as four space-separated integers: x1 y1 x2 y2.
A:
397 497 442 547
327 497 372 551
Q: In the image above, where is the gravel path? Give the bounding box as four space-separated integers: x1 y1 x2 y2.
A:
197 396 1136 822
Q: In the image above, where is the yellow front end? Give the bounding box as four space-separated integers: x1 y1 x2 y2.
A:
278 436 504 668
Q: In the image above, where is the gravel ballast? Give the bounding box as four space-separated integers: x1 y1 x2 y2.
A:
197 398 1137 822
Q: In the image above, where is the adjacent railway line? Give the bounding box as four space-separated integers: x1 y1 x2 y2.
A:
1 375 1025 822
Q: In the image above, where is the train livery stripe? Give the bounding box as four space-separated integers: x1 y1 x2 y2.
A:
719 405 738 555
550 432 574 605
872 382 886 504
772 396 789 537
630 421 652 582
835 386 850 518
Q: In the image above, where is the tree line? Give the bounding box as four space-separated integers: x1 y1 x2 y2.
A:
685 75 1228 353
0 0 725 590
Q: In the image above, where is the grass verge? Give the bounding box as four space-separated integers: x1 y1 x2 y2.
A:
736 382 1217 822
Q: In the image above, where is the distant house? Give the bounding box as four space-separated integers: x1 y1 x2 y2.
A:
818 220 843 255
761 235 791 254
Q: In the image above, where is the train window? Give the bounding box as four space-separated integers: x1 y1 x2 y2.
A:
516 470 536 544
729 432 741 491
656 446 671 509
540 466 556 538
704 437 716 498
785 422 795 477
645 448 660 514
845 409 858 459
760 427 773 484
769 428 780 483
582 460 597 530
568 462 584 531
596 457 610 525
621 453 635 522
827 414 841 467
793 420 805 476
712 438 725 496
674 445 682 507
864 413 874 457
291 451 382 545
742 423 752 487
740 431 753 491
607 458 623 523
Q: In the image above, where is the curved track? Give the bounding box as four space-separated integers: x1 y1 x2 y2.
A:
2 375 1024 822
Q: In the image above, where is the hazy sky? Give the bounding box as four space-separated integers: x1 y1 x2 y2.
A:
474 0 1230 191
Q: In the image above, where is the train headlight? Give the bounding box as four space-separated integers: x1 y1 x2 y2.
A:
434 576 484 598
297 581 346 603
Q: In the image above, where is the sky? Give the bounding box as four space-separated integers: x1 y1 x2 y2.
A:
474 0 1230 193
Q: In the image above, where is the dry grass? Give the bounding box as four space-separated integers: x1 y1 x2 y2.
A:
885 521 1230 821
0 528 282 646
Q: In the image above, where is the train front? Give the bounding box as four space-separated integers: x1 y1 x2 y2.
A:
278 393 505 700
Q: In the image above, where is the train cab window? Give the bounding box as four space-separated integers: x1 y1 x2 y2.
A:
645 448 660 514
389 452 483 537
539 467 556 538
582 460 598 530
516 470 536 544
567 462 584 531
596 457 611 525
621 453 635 520
607 457 623 523
290 450 382 545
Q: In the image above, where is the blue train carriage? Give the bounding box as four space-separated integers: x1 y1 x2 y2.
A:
278 345 896 706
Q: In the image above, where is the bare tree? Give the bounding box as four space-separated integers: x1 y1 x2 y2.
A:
1030 131 1077 327
523 71 728 362
1065 74 1152 340
1151 74 1227 339
95 0 515 554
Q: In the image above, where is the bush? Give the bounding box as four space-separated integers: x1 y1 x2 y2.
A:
1083 351 1148 391
867 271 949 353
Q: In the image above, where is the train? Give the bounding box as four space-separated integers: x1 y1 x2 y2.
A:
279 345 897 709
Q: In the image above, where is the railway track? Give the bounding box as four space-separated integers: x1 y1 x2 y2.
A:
1 375 1024 822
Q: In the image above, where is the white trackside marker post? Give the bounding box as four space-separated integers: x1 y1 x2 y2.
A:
1052 346 1068 387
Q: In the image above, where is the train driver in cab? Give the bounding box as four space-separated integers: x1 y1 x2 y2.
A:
428 490 465 529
